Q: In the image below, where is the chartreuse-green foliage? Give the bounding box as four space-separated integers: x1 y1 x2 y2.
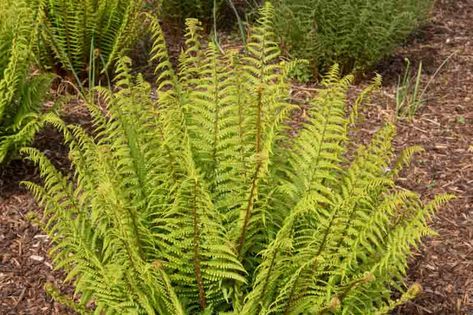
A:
0 0 52 163
23 3 452 314
272 0 433 74
32 0 143 86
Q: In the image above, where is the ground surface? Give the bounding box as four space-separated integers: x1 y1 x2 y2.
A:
0 0 471 314
388 0 472 313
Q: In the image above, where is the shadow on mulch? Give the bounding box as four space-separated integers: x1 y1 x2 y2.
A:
0 126 76 314
374 20 441 84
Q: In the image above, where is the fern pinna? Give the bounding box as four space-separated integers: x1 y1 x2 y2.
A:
0 0 52 163
24 4 452 314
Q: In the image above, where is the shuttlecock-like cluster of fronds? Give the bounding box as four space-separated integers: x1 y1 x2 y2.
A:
32 0 143 86
0 0 52 163
24 4 451 314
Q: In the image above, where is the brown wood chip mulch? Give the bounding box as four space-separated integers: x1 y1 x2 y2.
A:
389 0 473 313
0 0 471 314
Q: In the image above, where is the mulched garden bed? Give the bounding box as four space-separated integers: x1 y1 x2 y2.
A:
0 0 471 313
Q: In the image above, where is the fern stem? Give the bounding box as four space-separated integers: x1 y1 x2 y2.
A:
211 57 220 191
283 205 341 314
335 202 359 250
192 180 207 310
335 172 377 250
235 56 247 180
237 165 260 256
237 88 263 256
238 95 246 178
158 123 179 184
260 245 280 302
306 101 333 194
283 273 301 315
255 86 263 154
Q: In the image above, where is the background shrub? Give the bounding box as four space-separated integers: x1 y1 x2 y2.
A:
273 0 434 75
23 5 451 313
33 0 143 86
158 0 225 23
0 0 52 163
155 0 254 30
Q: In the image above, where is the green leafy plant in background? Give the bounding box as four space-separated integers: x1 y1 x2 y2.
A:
157 0 254 24
0 0 52 163
286 59 312 83
23 4 452 314
158 0 226 23
272 0 434 75
156 0 252 48
33 0 143 88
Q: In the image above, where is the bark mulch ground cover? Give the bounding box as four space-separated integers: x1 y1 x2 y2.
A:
388 0 472 313
0 0 471 313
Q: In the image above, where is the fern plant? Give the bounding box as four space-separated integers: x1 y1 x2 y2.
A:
24 4 452 314
0 0 52 163
32 0 143 87
272 0 434 75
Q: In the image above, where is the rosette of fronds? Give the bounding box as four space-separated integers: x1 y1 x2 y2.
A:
24 4 452 314
32 0 143 86
0 0 52 163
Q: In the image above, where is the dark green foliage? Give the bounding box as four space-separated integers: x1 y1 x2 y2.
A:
287 60 312 83
23 4 451 314
0 0 52 163
157 0 253 29
33 0 143 85
159 0 225 22
273 0 433 74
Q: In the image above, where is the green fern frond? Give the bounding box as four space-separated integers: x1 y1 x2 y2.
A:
0 0 52 163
